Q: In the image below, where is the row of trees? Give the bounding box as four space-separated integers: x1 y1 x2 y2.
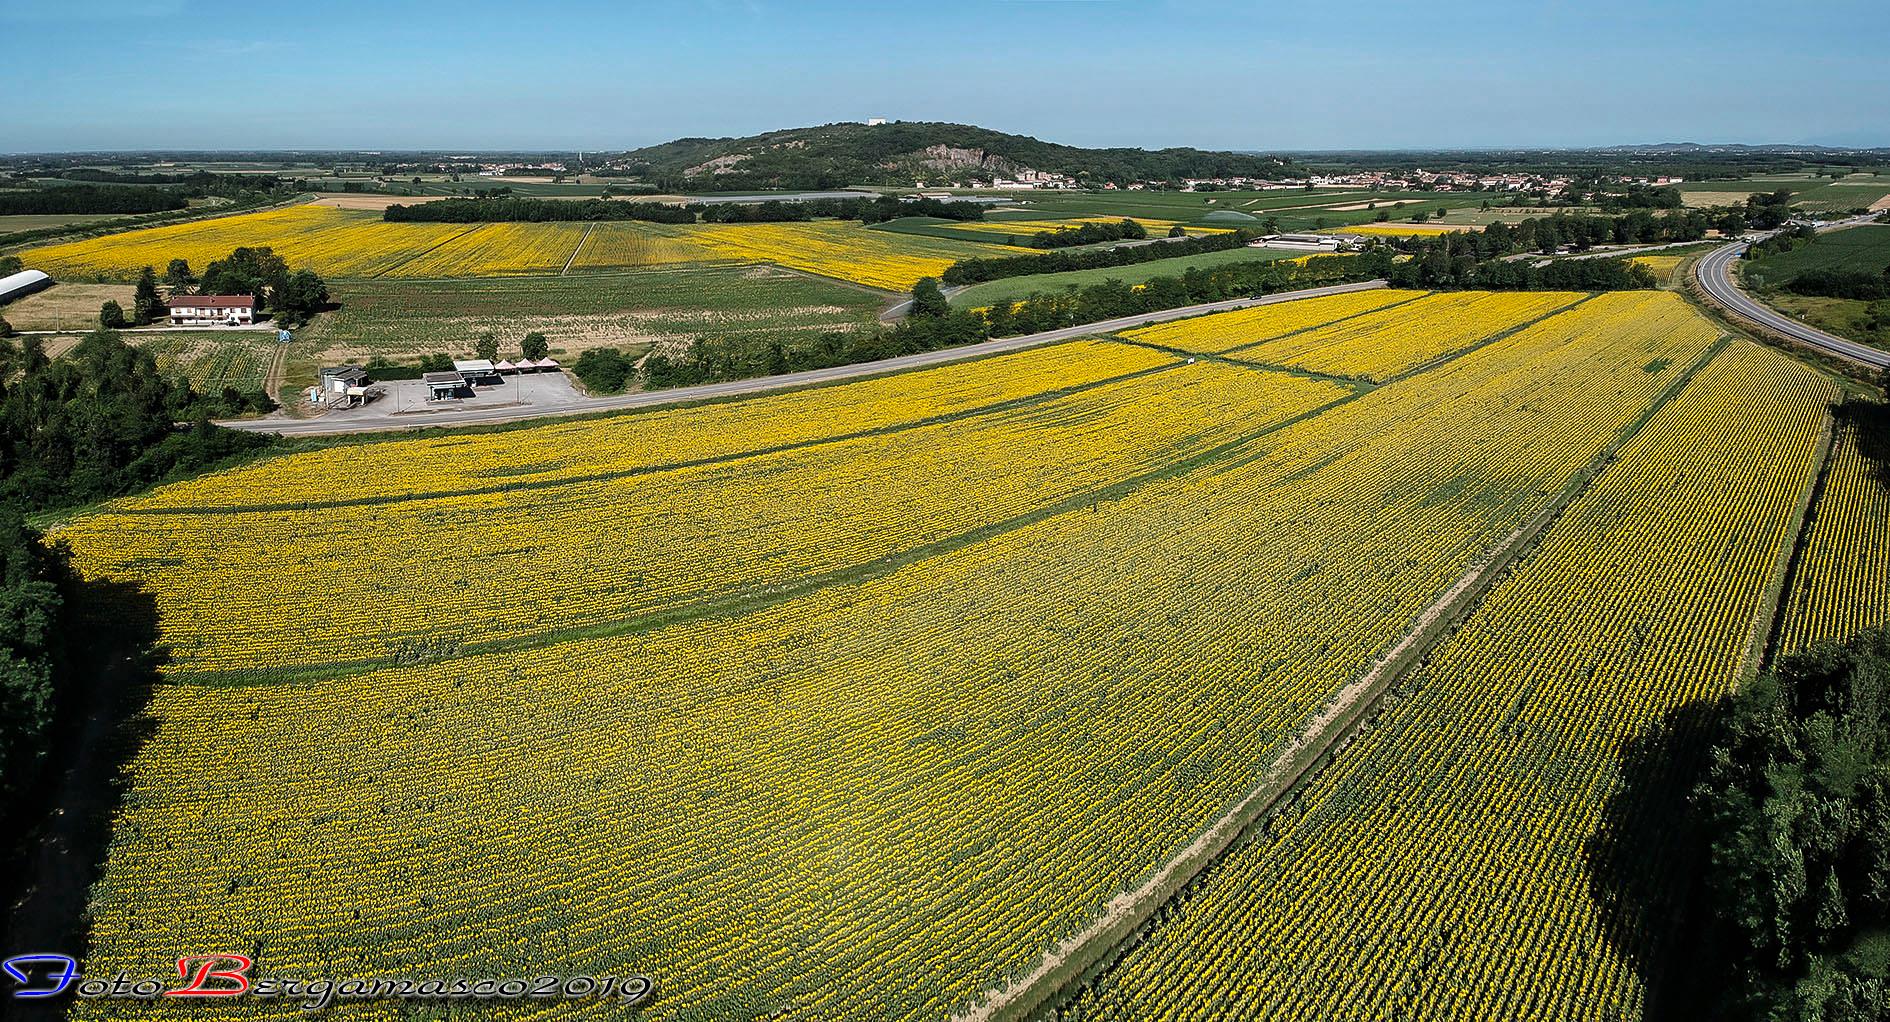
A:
1024 218 1147 249
0 509 74 847
941 230 1255 285
0 184 188 216
1386 243 1658 291
383 194 989 225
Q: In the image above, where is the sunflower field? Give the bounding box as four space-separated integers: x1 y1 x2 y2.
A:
51 288 1861 1022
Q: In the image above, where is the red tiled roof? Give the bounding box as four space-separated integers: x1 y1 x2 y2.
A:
169 295 255 308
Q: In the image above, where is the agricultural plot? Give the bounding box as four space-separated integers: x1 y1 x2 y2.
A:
1220 290 1586 381
1325 222 1471 237
1121 288 1421 354
381 221 592 278
65 290 1735 1022
136 333 279 392
949 246 1309 312
565 221 727 271
1050 341 1838 1022
1779 408 1890 653
16 203 1029 290
297 265 883 363
689 220 1035 291
0 281 136 330
19 205 472 280
73 360 1349 678
1742 224 1890 289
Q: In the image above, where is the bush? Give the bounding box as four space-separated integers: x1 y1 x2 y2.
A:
99 300 128 329
573 348 638 393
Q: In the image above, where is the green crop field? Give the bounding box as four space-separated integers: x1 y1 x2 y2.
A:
948 246 1310 310
0 213 126 233
286 263 885 394
1743 224 1890 289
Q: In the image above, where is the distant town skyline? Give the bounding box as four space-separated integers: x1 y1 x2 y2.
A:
3 0 1886 154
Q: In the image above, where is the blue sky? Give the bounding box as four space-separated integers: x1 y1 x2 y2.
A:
3 0 1886 153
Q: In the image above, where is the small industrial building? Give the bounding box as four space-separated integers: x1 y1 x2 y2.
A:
0 269 53 304
452 358 500 384
168 294 256 326
423 371 468 400
320 366 368 394
1249 234 1345 252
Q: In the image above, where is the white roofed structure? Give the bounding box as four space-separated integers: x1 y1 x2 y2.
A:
0 269 53 304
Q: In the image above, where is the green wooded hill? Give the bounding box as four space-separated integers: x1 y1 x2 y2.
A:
612 121 1297 190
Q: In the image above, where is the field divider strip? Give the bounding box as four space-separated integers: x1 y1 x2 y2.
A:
162 385 1369 686
562 223 595 276
113 361 1198 516
954 331 1732 1022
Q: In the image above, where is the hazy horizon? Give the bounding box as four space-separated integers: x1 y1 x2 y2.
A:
3 0 1886 154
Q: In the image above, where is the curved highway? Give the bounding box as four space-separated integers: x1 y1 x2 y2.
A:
1693 217 1889 370
225 279 1389 436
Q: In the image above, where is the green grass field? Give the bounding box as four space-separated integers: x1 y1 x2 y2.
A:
1741 224 1890 350
0 213 126 233
286 263 885 396
1743 224 1890 289
948 245 1309 310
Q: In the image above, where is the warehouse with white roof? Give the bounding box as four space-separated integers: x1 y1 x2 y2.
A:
0 269 53 305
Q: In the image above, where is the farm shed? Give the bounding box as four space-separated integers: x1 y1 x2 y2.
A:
0 269 53 304
423 371 468 400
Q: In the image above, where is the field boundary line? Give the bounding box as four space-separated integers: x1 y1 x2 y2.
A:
561 223 595 276
1209 292 1428 357
118 360 1197 516
955 332 1732 1022
1753 402 1841 675
368 223 485 279
159 384 1368 686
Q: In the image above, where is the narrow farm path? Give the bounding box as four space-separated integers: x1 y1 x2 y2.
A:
560 223 595 276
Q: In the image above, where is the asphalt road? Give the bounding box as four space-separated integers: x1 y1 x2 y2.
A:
224 279 1390 436
1692 216 1889 371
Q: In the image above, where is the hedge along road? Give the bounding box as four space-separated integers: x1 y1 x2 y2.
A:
1693 214 1890 371
220 279 1390 437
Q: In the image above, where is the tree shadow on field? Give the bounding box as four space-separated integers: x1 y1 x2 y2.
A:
1584 698 1732 1022
0 577 165 1021
1838 398 1890 490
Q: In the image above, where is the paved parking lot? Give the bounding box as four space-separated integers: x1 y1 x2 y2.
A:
312 372 585 426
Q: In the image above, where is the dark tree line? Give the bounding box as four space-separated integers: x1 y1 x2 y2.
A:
0 509 73 838
0 330 272 511
696 196 986 224
0 184 187 216
1024 218 1147 249
385 197 697 224
942 230 1256 285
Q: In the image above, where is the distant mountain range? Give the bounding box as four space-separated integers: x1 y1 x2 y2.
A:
608 122 1299 190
